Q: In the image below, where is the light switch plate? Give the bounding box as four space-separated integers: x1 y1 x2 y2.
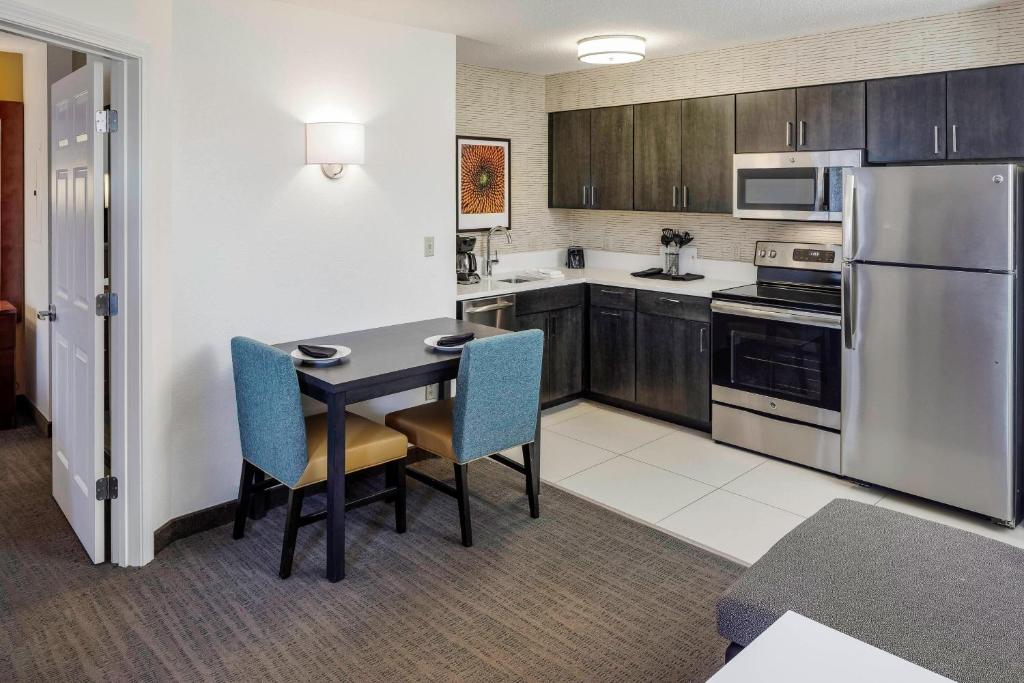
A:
425 385 439 401
424 236 435 257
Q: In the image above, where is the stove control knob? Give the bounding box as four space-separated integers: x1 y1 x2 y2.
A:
769 249 777 258
759 249 767 257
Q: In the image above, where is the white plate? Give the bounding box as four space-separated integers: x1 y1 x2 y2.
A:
290 344 351 366
424 334 468 353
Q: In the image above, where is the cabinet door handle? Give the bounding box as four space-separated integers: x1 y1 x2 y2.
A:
659 297 681 304
699 326 706 353
798 121 806 147
600 311 621 317
682 185 689 209
600 289 624 295
591 185 596 207
952 124 958 154
786 121 793 147
933 125 940 155
582 185 587 206
672 185 679 208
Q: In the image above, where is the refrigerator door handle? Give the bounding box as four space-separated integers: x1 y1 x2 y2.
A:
842 262 856 350
842 173 856 257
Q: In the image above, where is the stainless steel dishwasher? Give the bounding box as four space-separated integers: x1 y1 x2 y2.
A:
457 295 516 330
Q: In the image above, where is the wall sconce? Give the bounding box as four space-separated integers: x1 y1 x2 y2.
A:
305 122 365 179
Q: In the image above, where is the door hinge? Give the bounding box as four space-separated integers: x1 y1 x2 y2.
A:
96 476 118 501
96 109 118 134
96 292 118 317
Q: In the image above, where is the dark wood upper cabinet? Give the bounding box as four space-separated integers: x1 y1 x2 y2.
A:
634 100 682 212
549 109 591 208
681 94 735 213
590 105 634 210
796 82 865 151
736 89 796 153
947 64 1024 160
866 73 946 163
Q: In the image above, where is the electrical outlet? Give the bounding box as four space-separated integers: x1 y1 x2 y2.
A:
425 385 439 401
424 236 435 257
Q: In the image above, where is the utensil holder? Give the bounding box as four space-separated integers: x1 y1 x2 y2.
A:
664 250 680 276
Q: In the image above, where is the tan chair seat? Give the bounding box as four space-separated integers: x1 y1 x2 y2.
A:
295 412 409 488
385 399 457 462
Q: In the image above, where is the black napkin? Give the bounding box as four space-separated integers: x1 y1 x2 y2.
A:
298 344 337 359
436 332 474 347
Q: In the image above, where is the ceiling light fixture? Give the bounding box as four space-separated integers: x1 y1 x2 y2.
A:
577 35 646 65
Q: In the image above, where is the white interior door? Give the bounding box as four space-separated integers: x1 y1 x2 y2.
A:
50 63 105 563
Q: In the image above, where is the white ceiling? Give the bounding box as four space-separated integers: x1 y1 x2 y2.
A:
282 0 1000 74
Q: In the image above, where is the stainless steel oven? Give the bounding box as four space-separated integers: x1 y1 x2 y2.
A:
733 150 862 221
711 242 843 473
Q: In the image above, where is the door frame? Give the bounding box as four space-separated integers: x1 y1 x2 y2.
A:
0 1 146 566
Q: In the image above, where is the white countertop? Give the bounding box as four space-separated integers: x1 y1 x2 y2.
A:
456 267 747 301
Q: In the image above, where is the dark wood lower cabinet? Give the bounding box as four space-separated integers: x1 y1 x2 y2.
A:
514 287 584 406
636 314 710 426
546 306 584 403
589 306 635 402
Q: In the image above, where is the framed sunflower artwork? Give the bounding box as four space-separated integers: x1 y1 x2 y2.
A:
456 136 511 232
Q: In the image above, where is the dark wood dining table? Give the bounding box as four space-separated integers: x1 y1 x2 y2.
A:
275 316 512 582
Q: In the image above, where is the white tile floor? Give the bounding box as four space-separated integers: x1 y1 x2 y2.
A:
502 399 1024 566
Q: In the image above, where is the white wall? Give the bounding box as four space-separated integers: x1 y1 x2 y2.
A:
166 0 455 518
8 0 455 557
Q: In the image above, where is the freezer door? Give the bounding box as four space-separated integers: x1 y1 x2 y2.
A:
841 263 1016 521
843 165 1017 271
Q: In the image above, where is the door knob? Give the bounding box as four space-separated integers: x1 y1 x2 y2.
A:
37 305 56 321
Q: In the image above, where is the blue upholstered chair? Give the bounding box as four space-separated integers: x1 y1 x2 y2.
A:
230 336 409 578
385 330 544 547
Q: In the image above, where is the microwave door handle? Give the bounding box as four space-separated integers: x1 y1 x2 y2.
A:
815 166 828 212
842 262 856 350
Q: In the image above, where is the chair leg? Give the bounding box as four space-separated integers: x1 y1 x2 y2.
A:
454 463 473 547
279 488 305 579
251 469 269 519
232 461 256 540
393 459 407 534
385 460 397 502
522 442 540 519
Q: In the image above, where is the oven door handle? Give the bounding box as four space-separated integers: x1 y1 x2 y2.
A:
710 300 841 329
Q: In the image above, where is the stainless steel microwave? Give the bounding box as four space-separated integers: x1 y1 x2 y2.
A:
733 150 863 222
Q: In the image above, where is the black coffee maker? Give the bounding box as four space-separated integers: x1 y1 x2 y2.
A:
456 236 480 284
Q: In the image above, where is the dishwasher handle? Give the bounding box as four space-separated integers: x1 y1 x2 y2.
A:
463 301 514 314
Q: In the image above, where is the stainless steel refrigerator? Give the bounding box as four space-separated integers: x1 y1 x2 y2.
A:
841 164 1021 525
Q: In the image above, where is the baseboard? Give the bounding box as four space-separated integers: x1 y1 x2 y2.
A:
152 464 393 555
15 395 50 436
153 484 290 555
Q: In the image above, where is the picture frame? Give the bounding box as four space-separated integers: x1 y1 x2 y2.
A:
456 135 511 232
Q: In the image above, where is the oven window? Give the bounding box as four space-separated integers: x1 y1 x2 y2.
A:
712 312 840 411
736 167 818 211
730 329 822 402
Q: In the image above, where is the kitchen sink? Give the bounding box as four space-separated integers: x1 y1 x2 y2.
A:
498 275 543 284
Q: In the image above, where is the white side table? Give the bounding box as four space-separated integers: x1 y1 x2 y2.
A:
709 611 954 682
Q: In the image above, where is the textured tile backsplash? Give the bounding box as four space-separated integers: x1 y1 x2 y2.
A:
458 1 1024 262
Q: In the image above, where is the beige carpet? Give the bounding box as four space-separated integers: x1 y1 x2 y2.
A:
0 425 742 681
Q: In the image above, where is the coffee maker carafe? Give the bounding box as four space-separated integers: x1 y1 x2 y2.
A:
456 236 480 284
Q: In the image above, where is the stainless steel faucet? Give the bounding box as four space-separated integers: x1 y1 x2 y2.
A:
484 226 512 277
